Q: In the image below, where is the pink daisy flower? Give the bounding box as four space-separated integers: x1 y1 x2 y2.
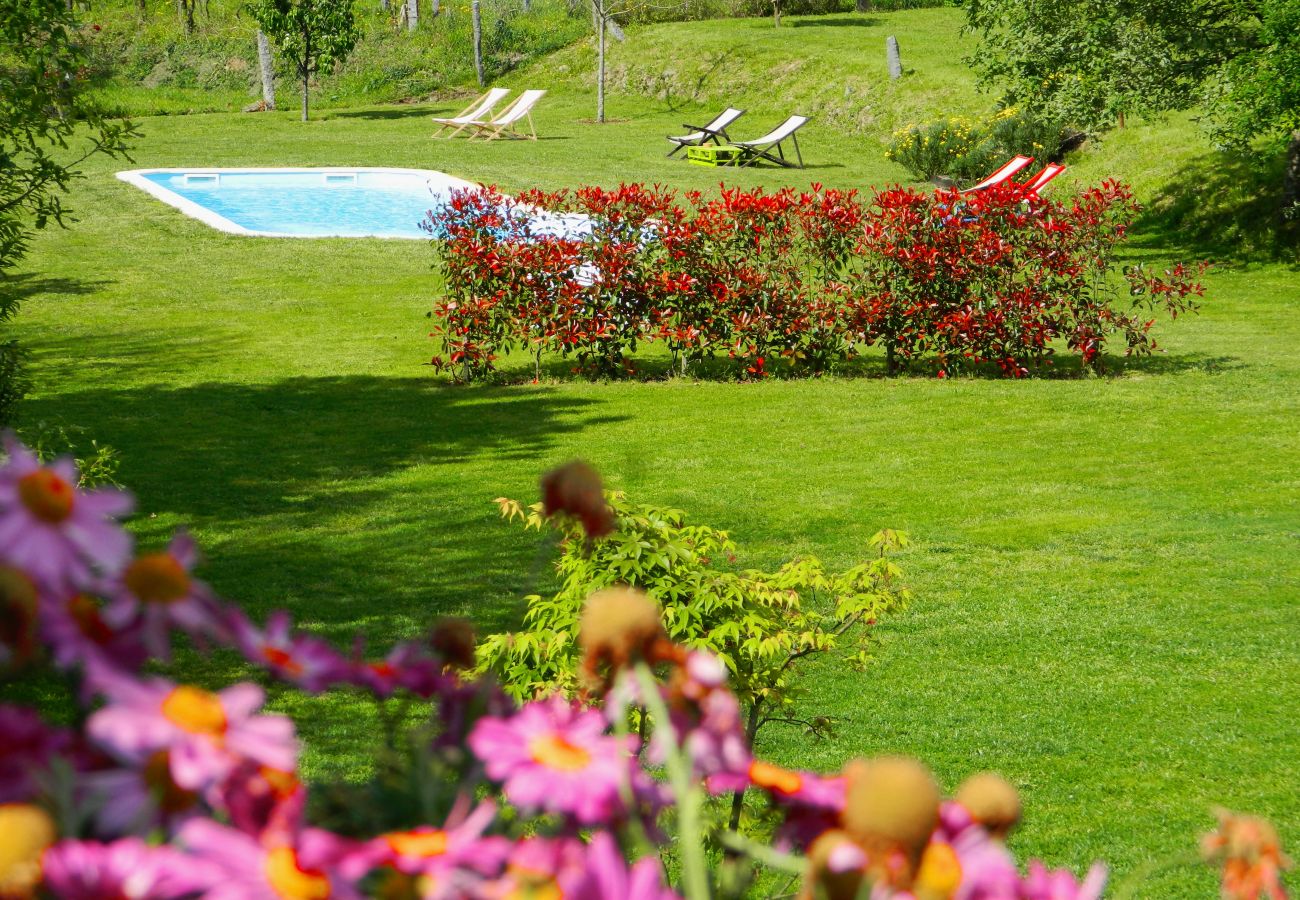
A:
232 610 349 693
934 802 1019 900
82 750 204 838
178 819 360 900
339 800 507 883
565 832 681 900
348 639 451 699
0 434 133 592
103 531 225 659
468 695 637 824
1019 861 1108 900
212 760 306 845
41 837 214 899
40 590 149 676
87 669 298 791
481 837 589 900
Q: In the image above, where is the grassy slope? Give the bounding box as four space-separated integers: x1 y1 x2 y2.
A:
7 9 1299 896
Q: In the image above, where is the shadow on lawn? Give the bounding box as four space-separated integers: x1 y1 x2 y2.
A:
791 16 882 27
327 106 437 121
26 375 623 636
1 273 115 303
1132 148 1299 263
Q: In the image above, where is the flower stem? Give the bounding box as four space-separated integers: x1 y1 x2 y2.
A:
634 661 711 900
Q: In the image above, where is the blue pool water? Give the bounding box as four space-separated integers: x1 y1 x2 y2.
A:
131 169 473 239
121 168 595 241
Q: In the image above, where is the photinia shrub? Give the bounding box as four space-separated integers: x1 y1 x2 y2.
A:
426 180 1207 381
0 441 1287 900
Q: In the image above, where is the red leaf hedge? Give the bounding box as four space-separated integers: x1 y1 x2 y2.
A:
426 180 1207 381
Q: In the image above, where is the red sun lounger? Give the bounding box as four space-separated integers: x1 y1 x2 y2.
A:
961 155 1033 193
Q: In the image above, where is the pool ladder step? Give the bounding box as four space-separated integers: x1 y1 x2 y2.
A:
324 172 358 184
183 172 220 185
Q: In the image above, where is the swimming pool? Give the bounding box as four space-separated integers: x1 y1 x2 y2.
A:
118 167 481 239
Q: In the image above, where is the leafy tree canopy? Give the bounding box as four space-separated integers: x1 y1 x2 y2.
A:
247 0 360 121
1 0 136 424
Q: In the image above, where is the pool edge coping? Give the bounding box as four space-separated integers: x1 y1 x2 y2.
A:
116 167 481 239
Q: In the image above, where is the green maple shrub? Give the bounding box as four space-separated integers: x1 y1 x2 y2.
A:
477 492 910 742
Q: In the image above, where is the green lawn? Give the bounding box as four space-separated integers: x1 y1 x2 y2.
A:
8 9 1299 897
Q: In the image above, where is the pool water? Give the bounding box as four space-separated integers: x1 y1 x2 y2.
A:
120 168 477 239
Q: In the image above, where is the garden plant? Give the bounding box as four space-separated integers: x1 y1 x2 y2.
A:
0 441 1291 899
428 179 1207 381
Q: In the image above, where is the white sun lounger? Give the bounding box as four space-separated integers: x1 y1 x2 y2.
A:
734 115 810 168
666 107 746 157
466 90 547 142
432 88 511 139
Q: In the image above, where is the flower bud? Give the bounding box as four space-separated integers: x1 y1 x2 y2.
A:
0 803 56 898
955 772 1021 839
540 461 614 539
842 756 940 884
430 617 476 671
579 587 664 682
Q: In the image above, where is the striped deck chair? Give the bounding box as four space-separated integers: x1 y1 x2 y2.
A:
734 115 810 168
1022 162 1066 195
961 155 1033 193
432 88 510 139
466 90 546 142
666 107 746 157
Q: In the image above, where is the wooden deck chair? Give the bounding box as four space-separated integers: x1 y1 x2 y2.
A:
432 88 511 139
733 115 811 168
666 107 746 157
466 90 546 142
1022 162 1066 195
961 155 1033 193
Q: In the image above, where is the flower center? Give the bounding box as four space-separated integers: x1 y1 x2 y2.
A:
17 470 75 523
263 646 304 676
69 594 114 645
264 846 331 900
260 766 300 799
503 870 563 900
528 733 591 773
161 685 227 736
915 842 962 896
0 803 56 896
384 829 449 858
124 554 191 605
749 760 804 796
142 750 200 813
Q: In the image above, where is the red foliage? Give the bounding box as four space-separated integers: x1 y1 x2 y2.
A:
426 180 1206 381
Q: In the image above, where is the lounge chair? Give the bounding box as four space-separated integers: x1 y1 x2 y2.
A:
666 107 746 158
961 155 1033 193
466 89 546 142
1022 162 1065 195
733 115 810 168
432 88 511 139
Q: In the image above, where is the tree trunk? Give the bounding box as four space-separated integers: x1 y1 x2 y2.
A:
256 30 277 110
772 0 780 28
301 72 309 121
1284 129 1300 213
471 1 484 86
430 0 439 17
855 0 870 9
596 0 606 123
406 0 418 31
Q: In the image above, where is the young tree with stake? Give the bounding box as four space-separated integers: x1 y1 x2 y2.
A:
248 0 360 121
